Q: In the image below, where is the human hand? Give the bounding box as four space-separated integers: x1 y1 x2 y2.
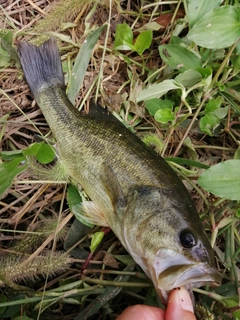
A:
116 286 196 320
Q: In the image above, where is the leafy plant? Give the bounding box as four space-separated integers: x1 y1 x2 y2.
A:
114 23 153 55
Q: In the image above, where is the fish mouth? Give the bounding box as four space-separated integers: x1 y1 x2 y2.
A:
149 248 221 304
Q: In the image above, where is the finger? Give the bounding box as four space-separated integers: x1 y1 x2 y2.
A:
165 287 196 320
116 304 165 320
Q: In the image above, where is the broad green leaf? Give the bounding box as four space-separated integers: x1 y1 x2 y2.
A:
134 30 152 55
67 184 82 210
114 23 134 51
156 99 172 110
0 294 26 318
0 45 11 67
159 44 202 72
231 52 240 70
68 25 106 104
154 108 174 123
137 79 181 102
196 67 212 90
195 67 212 78
35 143 55 164
199 113 220 136
198 160 240 200
233 309 240 319
90 231 104 252
175 69 202 87
212 106 228 120
145 98 172 116
145 99 162 116
236 208 240 217
23 142 55 164
0 157 27 198
188 6 240 49
23 142 42 157
204 96 223 113
187 0 221 27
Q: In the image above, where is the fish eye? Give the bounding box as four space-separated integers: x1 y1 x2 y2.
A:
180 229 196 248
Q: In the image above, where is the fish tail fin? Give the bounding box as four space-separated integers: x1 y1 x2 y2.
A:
17 37 65 96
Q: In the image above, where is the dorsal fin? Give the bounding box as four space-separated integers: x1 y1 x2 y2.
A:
81 101 121 125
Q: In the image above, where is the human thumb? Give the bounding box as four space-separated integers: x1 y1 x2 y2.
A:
165 287 196 320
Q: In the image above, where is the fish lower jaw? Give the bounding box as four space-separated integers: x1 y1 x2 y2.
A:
148 248 220 304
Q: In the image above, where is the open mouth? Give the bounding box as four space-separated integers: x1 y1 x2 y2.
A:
149 249 220 304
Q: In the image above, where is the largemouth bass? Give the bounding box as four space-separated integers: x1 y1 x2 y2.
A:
17 38 219 303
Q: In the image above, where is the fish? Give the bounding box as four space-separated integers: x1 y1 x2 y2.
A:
17 37 220 304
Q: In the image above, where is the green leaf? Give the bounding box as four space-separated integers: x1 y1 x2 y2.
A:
165 157 209 169
187 0 221 27
212 106 228 120
188 6 240 49
134 30 152 55
159 44 202 72
199 113 220 136
36 144 55 164
1 31 19 63
23 142 42 157
145 99 162 116
23 142 55 164
68 25 107 104
0 157 27 198
0 294 7 315
154 108 174 124
236 208 240 217
198 160 240 200
233 308 240 320
175 69 202 87
234 146 240 160
196 67 212 89
0 294 26 318
114 23 134 51
204 96 223 113
0 150 24 160
145 98 172 116
231 52 240 70
90 231 104 252
0 45 11 67
137 79 181 102
67 184 82 210
195 67 212 79
60 22 77 31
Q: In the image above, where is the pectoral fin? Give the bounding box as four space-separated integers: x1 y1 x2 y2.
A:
99 164 126 209
73 164 126 227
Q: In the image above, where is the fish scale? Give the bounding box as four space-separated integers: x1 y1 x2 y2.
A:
17 37 220 304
